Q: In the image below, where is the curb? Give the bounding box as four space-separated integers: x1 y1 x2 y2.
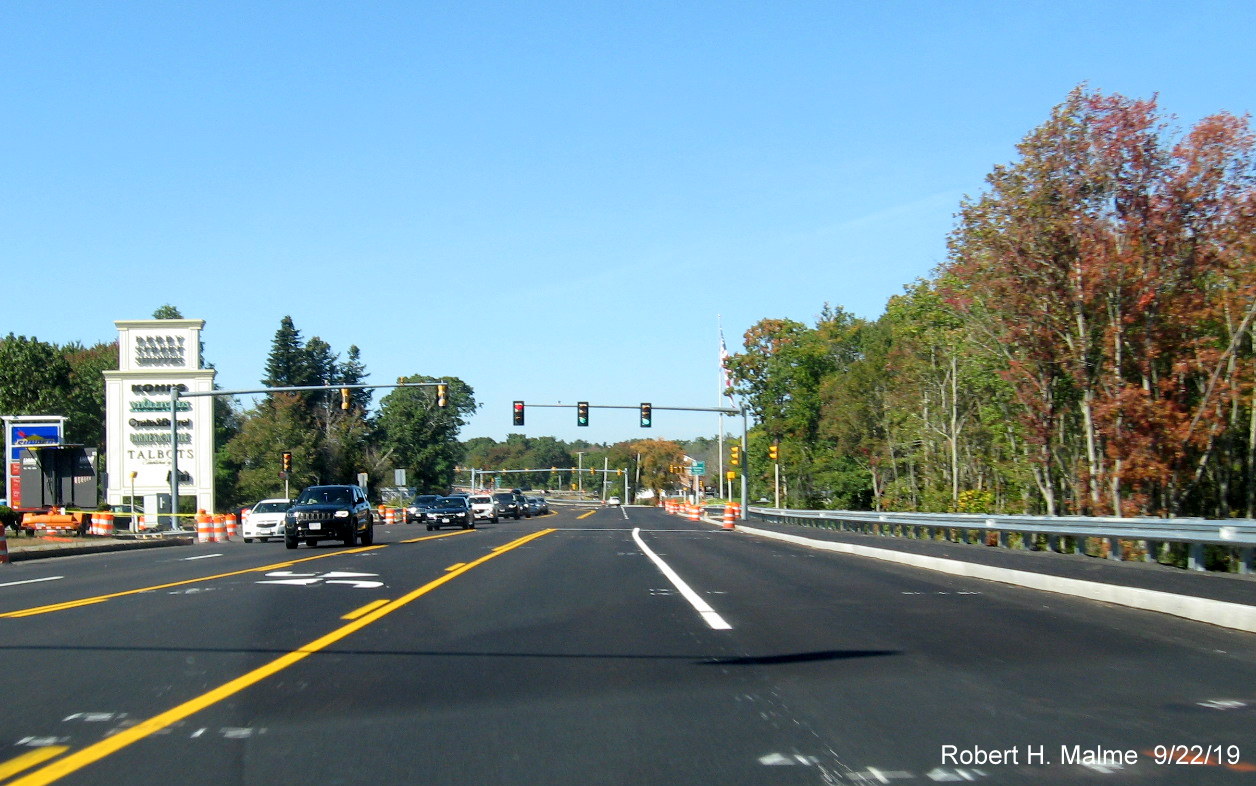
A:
730 522 1256 635
6 537 195 562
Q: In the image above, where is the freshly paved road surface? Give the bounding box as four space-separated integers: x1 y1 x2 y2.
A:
1 504 1253 784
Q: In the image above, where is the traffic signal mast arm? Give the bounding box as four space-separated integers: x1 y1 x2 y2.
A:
512 403 740 415
174 381 451 399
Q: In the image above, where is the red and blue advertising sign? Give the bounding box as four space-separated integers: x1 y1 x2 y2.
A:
7 421 63 507
9 423 63 460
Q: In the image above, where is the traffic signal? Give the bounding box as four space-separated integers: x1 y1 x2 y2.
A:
769 442 779 461
639 402 652 428
340 388 351 410
589 467 596 476
577 401 589 427
436 383 448 408
513 401 525 426
729 445 740 466
281 451 292 472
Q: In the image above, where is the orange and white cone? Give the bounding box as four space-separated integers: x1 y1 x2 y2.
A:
722 505 736 530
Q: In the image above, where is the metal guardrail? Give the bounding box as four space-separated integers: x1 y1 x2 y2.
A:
747 507 1256 574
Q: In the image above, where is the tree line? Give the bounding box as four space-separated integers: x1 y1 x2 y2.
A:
727 87 1256 518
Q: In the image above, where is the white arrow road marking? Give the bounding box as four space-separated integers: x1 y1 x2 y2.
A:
759 753 797 766
258 578 323 586
257 570 381 588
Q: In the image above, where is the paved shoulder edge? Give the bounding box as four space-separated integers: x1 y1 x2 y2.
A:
7 538 194 562
734 523 1256 635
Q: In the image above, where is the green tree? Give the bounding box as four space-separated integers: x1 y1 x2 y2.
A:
219 395 320 505
0 334 75 418
376 375 477 492
152 304 184 319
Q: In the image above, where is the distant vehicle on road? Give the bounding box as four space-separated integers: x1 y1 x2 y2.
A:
606 496 622 507
243 498 289 543
493 491 529 520
468 494 500 523
407 494 440 524
526 496 549 515
426 496 474 531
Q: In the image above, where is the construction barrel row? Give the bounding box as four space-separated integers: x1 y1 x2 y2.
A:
662 499 739 530
195 511 240 543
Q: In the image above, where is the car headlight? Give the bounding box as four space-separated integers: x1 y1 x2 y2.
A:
334 510 350 518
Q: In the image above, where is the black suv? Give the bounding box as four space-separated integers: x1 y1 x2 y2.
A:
492 490 530 520
285 484 374 548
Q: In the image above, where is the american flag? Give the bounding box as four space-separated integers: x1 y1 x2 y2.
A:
719 330 732 398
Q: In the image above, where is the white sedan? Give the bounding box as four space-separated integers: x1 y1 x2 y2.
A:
243 498 290 542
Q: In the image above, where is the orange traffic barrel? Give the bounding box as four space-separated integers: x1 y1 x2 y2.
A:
722 505 736 530
212 514 226 543
196 511 210 543
385 508 396 525
225 514 238 540
101 512 115 537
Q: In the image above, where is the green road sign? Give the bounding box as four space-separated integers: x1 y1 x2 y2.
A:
692 461 706 476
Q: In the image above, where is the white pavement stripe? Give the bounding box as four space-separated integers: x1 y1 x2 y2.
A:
0 576 63 589
632 527 732 630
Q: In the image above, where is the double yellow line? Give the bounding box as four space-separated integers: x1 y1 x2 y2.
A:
3 528 555 785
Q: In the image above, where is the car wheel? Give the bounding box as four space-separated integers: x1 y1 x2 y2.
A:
514 512 521 520
244 537 254 543
426 523 434 531
344 527 357 547
285 534 298 549
307 538 319 548
491 516 498 523
361 523 374 545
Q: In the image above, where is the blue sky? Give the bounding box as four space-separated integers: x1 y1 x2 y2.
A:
4 1 1254 443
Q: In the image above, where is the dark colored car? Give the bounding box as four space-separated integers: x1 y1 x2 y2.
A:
284 484 374 548
426 496 474 531
492 491 530 520
407 494 441 524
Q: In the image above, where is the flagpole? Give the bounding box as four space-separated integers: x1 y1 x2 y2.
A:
717 316 726 500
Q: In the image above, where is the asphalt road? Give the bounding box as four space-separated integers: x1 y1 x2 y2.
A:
1 504 1253 785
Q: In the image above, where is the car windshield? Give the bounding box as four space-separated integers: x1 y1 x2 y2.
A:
493 493 513 502
436 497 467 508
469 496 490 504
252 501 289 513
297 488 351 505
413 495 439 505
